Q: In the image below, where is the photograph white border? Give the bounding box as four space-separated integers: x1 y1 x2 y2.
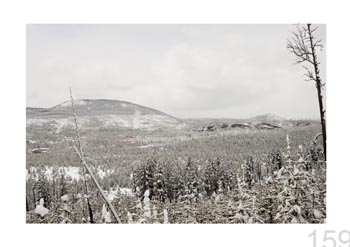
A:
0 0 349 246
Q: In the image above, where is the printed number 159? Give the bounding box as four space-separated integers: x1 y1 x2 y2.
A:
308 230 350 247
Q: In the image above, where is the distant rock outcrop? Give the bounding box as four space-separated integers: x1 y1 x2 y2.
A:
191 113 310 132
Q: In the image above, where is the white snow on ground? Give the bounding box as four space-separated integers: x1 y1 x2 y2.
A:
64 167 81 180
59 100 88 107
61 195 69 202
96 168 113 179
27 112 180 131
106 188 134 201
26 166 126 185
26 118 48 126
56 117 89 132
34 198 49 217
133 111 141 129
44 166 53 178
54 118 72 132
59 101 72 107
138 143 164 149
74 100 88 106
176 123 186 129
97 169 107 179
96 114 133 128
27 166 82 181
27 117 89 133
120 188 133 196
95 114 179 129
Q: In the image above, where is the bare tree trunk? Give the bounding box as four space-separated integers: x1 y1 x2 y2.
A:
72 145 122 223
307 24 327 160
82 171 94 223
287 24 326 160
26 197 29 212
69 88 122 223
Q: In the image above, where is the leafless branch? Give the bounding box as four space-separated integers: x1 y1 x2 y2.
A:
69 88 122 223
287 24 327 160
287 25 315 65
312 133 323 145
72 145 122 223
302 65 317 82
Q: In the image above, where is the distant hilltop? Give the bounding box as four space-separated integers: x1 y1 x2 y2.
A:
27 99 183 132
190 113 312 132
249 113 286 122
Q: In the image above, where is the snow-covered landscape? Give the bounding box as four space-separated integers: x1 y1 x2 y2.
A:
26 98 326 224
26 24 326 224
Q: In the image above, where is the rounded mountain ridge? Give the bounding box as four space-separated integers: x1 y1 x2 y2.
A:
27 99 182 131
51 99 175 117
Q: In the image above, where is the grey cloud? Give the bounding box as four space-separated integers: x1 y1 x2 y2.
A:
27 24 325 119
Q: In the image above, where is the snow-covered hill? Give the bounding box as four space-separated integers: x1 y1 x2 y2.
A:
250 113 286 123
249 113 294 128
27 99 182 132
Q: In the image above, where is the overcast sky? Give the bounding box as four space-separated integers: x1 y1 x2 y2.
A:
27 24 326 119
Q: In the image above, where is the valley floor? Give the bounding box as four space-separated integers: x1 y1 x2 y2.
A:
26 122 326 223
